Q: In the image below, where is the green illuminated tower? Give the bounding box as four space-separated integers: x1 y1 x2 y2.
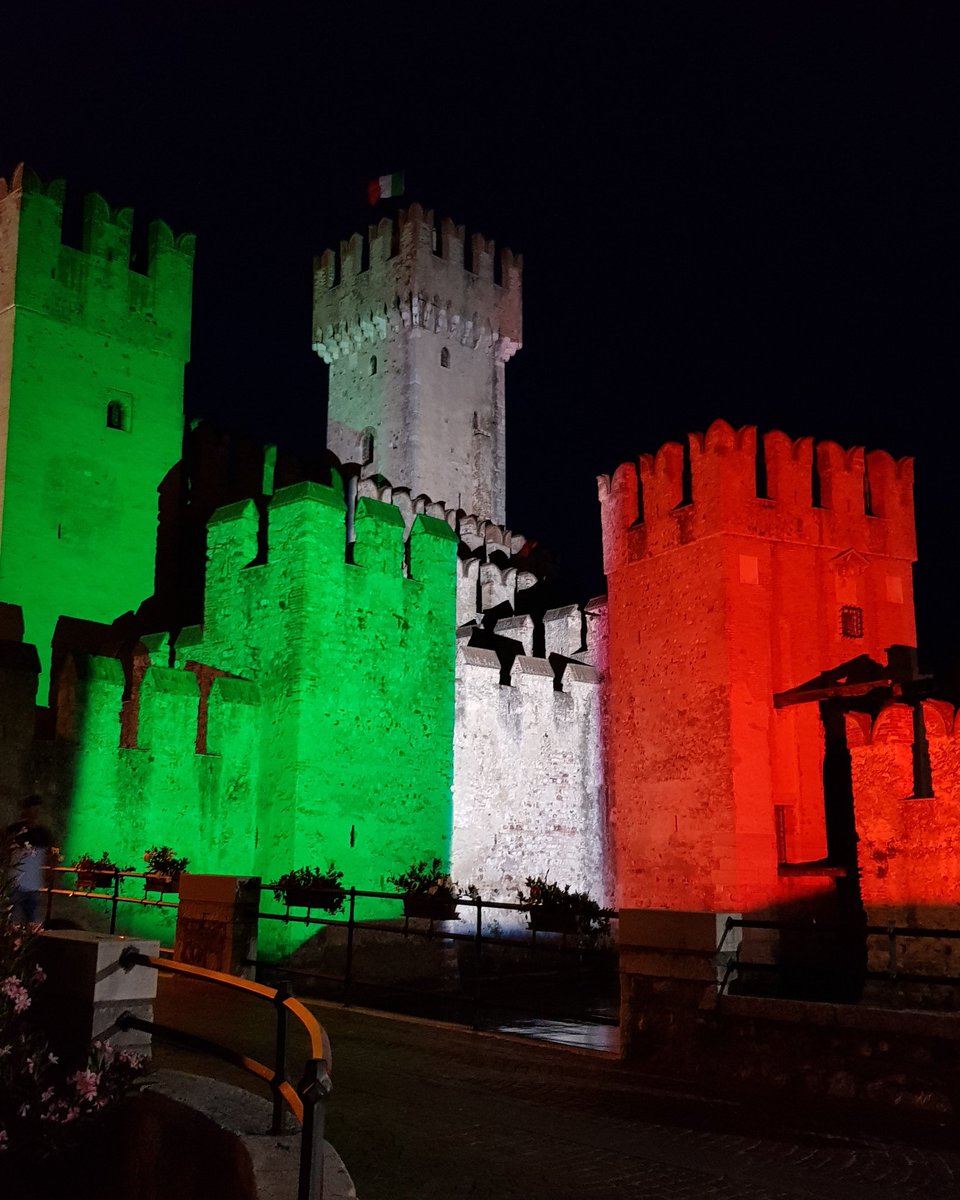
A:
0 164 194 695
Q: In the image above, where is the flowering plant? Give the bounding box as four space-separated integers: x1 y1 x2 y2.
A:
266 864 346 913
517 875 611 935
142 846 189 878
73 851 130 878
1 844 144 1162
387 857 458 902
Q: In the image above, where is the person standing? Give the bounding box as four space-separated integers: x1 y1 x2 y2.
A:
4 795 53 926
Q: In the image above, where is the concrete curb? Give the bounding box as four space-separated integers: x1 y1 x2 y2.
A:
145 1068 357 1200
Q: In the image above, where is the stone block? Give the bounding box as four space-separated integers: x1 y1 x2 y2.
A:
175 874 261 979
36 930 160 1067
619 908 740 953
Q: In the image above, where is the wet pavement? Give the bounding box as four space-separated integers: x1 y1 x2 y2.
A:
153 974 959 1200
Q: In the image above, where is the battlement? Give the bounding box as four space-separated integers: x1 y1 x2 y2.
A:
456 641 599 695
846 699 960 912
599 419 916 571
844 700 957 748
204 480 457 595
312 202 522 364
0 163 194 355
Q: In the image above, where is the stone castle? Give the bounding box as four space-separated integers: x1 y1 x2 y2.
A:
1 164 956 968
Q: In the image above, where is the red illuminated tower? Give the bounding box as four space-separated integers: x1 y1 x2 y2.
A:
599 419 917 917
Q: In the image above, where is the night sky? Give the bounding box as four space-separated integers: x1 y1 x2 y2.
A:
7 5 960 684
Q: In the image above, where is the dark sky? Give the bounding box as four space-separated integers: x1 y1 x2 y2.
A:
7 4 960 682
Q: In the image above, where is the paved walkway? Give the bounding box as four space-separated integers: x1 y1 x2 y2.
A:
154 975 959 1200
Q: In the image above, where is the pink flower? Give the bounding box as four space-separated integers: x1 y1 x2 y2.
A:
1 976 30 1013
41 1088 54 1102
0 1128 8 1148
70 1069 99 1099
18 1103 29 1118
47 1052 58 1064
32 964 45 984
0 1045 11 1059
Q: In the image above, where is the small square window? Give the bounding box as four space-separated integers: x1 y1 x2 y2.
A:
840 605 863 639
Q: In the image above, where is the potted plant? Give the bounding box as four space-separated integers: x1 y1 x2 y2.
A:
517 876 611 936
388 857 460 921
73 851 128 891
142 846 189 894
266 864 346 914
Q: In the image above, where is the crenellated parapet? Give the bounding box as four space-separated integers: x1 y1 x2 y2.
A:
0 164 194 355
452 638 606 906
312 203 522 365
598 419 916 572
846 699 960 937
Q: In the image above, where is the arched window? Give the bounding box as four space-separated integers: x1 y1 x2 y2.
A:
440 346 450 369
106 399 127 430
369 354 378 376
360 430 374 466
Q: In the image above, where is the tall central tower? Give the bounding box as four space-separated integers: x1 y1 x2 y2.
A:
312 204 521 523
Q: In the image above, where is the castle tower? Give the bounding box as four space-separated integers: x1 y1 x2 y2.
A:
0 165 194 693
598 420 917 916
312 205 522 523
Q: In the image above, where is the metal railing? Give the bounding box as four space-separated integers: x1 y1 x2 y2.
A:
257 886 617 1025
45 864 179 933
117 947 332 1200
717 915 960 996
43 871 619 1026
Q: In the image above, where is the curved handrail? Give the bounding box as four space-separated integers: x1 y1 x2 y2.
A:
118 948 332 1111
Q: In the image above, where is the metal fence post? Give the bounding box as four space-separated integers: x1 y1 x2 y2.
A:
271 981 290 1135
344 888 356 1005
474 896 483 1030
298 1056 331 1200
109 869 121 935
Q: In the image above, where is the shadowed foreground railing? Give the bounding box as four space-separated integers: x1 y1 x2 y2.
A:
117 948 332 1200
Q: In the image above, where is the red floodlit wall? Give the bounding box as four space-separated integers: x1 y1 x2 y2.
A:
599 419 917 913
847 702 960 915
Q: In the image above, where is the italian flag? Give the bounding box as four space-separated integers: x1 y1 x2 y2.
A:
367 171 405 205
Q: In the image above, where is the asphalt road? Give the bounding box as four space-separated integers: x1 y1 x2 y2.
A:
154 975 959 1200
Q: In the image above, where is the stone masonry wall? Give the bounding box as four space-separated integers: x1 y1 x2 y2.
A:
847 701 960 990
0 166 193 694
451 638 608 907
599 420 917 915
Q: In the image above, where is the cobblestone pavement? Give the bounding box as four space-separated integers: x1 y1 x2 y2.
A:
154 976 959 1200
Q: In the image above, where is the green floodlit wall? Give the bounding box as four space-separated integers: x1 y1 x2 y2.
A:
62 481 459 952
0 168 193 698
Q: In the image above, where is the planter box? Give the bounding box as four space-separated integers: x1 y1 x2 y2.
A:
284 886 344 913
529 908 579 934
76 870 116 892
145 874 180 895
403 893 459 921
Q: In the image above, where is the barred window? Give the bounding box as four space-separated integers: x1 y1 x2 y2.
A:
840 605 864 639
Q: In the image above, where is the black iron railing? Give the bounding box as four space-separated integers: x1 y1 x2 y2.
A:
717 915 960 995
117 948 331 1200
45 864 179 933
